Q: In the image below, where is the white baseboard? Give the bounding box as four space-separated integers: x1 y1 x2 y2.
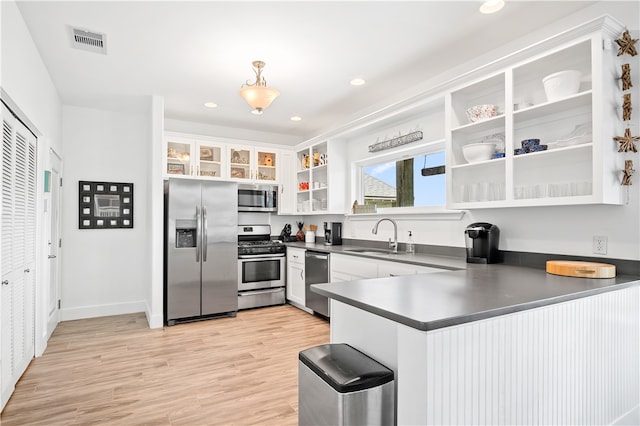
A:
144 301 164 329
60 300 146 322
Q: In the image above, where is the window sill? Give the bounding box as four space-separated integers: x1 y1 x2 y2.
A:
345 207 465 221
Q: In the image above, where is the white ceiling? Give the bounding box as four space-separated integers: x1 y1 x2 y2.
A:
16 1 604 144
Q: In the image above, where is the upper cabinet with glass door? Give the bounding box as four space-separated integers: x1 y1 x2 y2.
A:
446 16 627 209
227 145 279 183
165 134 225 179
166 137 195 178
195 140 224 179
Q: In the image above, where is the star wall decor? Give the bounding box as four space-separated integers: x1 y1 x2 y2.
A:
623 93 632 121
622 160 635 186
616 30 638 57
614 127 639 152
621 64 633 90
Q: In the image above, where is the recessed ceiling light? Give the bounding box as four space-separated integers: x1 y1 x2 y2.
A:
203 102 218 108
479 0 504 14
350 78 366 86
290 116 302 122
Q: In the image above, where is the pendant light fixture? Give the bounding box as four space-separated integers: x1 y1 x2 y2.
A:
239 60 280 114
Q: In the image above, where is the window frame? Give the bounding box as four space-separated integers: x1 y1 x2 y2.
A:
350 139 462 217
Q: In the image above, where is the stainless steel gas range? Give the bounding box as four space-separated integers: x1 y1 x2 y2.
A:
237 225 286 310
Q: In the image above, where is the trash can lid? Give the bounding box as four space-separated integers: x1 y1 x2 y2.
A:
299 343 394 393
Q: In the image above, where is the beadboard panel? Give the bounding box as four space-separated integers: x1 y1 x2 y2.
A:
403 286 640 425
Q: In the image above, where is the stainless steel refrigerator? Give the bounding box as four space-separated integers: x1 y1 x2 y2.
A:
164 178 238 325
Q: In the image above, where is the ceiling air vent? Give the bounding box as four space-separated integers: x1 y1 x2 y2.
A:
68 26 107 54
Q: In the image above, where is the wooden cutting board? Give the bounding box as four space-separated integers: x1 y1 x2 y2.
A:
546 260 616 278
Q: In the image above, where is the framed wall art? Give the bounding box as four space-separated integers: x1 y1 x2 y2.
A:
78 181 134 229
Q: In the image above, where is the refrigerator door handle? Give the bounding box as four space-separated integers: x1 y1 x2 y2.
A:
202 206 208 262
196 205 201 263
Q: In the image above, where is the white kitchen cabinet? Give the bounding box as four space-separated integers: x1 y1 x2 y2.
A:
286 247 306 307
446 16 626 209
277 150 296 215
195 140 225 179
165 133 225 179
1 103 36 410
329 270 351 283
227 144 279 183
331 253 441 281
164 132 285 184
165 137 195 177
330 254 378 282
377 261 443 277
295 139 347 214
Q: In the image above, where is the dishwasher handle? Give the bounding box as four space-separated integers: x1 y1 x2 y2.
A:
306 252 329 260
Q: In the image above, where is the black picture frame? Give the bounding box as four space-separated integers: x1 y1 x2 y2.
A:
78 181 134 229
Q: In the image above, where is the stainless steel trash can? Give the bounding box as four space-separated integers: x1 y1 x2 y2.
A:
298 343 395 426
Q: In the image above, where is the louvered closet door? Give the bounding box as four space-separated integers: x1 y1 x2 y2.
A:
1 115 15 409
1 102 37 411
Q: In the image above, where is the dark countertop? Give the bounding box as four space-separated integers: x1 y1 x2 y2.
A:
296 242 640 331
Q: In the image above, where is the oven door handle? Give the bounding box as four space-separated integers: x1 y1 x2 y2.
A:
239 288 283 296
238 253 286 259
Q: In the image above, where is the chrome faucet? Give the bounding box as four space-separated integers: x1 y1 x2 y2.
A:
372 218 398 253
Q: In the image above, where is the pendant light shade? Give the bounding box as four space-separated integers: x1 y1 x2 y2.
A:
239 61 280 113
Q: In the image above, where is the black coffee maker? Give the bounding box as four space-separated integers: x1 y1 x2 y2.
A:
464 222 500 264
324 222 342 245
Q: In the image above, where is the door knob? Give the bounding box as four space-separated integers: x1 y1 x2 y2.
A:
1 280 8 286
24 268 30 273
48 255 57 259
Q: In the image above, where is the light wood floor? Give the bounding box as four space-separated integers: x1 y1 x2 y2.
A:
1 305 329 425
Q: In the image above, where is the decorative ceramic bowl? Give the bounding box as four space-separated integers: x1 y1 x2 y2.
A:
542 70 582 102
465 104 497 123
521 139 540 150
528 144 548 153
463 143 496 163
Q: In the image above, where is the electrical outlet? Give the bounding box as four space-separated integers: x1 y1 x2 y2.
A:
593 236 608 255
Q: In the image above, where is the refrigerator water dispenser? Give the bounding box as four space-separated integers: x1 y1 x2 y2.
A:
176 229 196 248
175 219 197 248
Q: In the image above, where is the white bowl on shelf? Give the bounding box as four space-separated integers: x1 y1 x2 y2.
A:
465 104 497 123
462 143 496 163
542 70 582 102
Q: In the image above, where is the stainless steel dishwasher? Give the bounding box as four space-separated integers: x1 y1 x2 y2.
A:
305 251 330 317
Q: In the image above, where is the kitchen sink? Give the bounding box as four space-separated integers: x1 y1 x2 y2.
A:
344 248 398 255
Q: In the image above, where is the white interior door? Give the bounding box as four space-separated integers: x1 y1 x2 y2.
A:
46 150 61 340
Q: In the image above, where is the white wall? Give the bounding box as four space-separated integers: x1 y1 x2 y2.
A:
165 118 300 147
1 0 63 356
60 105 150 320
1 1 63 155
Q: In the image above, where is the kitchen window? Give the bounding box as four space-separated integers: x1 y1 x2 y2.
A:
353 141 447 213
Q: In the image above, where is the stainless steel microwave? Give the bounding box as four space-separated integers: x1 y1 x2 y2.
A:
238 184 278 212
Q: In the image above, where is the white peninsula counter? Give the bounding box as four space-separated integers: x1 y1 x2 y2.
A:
312 264 640 425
